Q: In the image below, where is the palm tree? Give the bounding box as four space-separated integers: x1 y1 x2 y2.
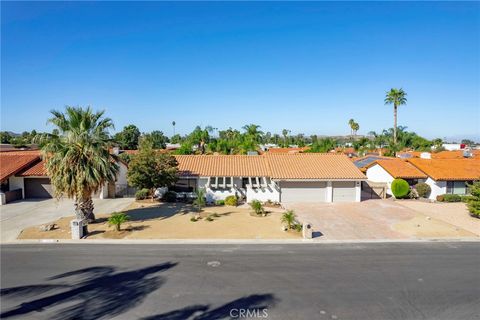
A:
384 88 407 144
242 124 263 144
172 121 176 136
39 106 119 222
281 210 296 229
282 129 290 147
348 119 355 137
352 122 359 138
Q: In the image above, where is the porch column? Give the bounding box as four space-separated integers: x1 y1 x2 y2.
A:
355 181 361 202
326 181 333 202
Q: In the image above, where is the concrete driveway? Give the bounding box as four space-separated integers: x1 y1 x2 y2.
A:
286 199 475 240
0 198 133 242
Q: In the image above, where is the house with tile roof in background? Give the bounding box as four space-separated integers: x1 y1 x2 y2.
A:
0 150 129 204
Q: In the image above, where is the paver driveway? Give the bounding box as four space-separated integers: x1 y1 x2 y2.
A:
285 200 420 240
0 198 133 242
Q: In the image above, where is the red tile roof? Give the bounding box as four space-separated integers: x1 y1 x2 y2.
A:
174 155 270 177
431 150 480 159
17 160 47 177
0 151 41 182
407 158 480 181
267 147 310 154
370 158 428 179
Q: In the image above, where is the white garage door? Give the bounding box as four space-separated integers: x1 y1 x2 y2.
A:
332 181 356 202
280 181 327 203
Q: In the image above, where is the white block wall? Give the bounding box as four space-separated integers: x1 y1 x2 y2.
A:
8 176 25 198
366 164 395 195
246 186 280 203
425 177 446 200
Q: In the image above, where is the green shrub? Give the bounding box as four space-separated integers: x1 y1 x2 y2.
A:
294 223 303 232
466 181 480 218
135 188 150 200
162 191 177 202
215 200 225 206
250 200 265 215
461 195 475 203
190 216 198 222
193 188 206 212
281 210 296 229
108 212 130 231
205 216 214 222
437 194 462 202
415 182 431 198
391 179 410 198
225 195 238 206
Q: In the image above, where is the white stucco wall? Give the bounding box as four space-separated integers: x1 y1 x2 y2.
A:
8 176 25 198
246 186 280 203
366 164 394 195
425 177 446 200
205 188 238 202
116 162 128 185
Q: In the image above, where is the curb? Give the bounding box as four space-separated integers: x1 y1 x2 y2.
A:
2 238 480 245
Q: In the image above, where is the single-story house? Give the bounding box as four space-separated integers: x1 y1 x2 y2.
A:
174 153 366 203
365 157 480 200
407 158 480 200
0 150 128 204
365 158 428 196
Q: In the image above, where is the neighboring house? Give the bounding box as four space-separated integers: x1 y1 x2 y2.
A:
173 153 366 203
407 158 480 200
431 150 478 159
365 158 428 196
0 150 128 204
353 155 393 173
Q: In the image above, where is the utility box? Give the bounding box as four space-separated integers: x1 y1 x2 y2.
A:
302 222 313 239
70 219 86 239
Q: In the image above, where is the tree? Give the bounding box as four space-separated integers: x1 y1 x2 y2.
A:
115 125 140 150
127 139 178 200
348 119 355 137
467 181 480 218
384 88 407 144
461 139 475 146
192 188 206 213
143 130 168 149
282 129 290 147
306 138 336 153
172 121 176 136
0 132 13 144
39 106 119 222
242 124 263 143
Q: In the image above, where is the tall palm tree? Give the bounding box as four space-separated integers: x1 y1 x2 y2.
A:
242 124 263 143
282 129 290 147
348 119 355 137
39 106 119 222
172 121 176 136
384 88 407 144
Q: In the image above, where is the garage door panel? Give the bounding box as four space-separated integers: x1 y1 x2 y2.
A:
280 181 326 203
24 178 54 198
332 181 356 202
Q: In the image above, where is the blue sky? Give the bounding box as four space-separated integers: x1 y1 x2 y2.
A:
1 2 479 140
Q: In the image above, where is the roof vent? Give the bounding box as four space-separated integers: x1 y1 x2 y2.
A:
420 152 431 159
247 151 259 156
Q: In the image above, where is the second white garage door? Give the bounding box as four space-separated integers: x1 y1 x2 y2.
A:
280 181 327 203
332 181 356 202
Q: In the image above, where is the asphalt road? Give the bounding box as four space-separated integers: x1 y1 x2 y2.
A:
1 242 479 320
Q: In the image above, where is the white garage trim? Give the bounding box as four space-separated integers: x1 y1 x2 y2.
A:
279 181 327 203
332 181 357 202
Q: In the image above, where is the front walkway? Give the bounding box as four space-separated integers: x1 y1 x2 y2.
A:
0 198 133 242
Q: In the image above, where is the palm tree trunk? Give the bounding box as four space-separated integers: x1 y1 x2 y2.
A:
83 197 96 222
393 104 398 144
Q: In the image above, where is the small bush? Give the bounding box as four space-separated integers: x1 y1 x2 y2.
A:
408 188 419 199
225 195 238 206
294 223 303 232
108 212 130 231
162 191 177 203
250 200 265 215
190 217 198 222
467 181 480 218
205 216 214 222
437 194 462 202
215 200 225 206
415 182 431 198
391 179 410 198
135 188 150 200
281 210 296 229
461 195 475 203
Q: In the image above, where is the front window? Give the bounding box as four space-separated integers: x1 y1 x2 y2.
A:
447 181 467 195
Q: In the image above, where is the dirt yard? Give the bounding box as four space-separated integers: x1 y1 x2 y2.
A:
396 201 480 236
18 201 301 240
